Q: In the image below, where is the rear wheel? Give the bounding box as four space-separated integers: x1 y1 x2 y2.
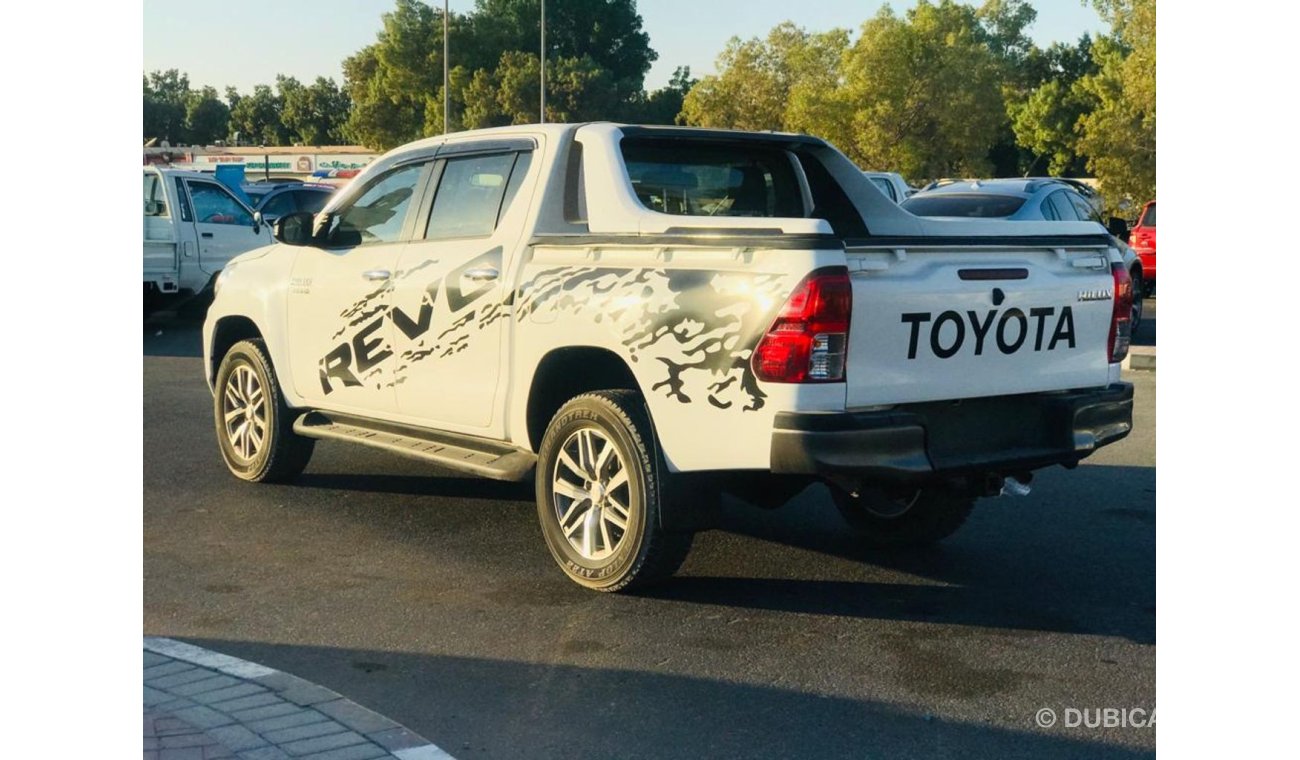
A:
1130 271 1145 332
536 390 692 592
213 339 314 483
831 484 974 547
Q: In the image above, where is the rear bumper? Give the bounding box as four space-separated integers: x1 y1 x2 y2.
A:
771 383 1133 480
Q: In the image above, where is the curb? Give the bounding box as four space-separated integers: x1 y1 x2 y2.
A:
1122 345 1155 371
144 637 454 760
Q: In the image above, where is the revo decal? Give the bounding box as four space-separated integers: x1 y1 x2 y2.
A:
900 306 1076 360
318 248 503 394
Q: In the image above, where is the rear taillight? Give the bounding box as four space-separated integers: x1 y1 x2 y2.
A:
1109 263 1133 363
752 268 851 383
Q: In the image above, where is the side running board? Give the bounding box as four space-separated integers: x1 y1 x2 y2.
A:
293 411 537 482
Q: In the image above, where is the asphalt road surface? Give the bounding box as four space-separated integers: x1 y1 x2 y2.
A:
145 314 1155 759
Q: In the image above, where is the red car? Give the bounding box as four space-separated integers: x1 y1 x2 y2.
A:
1130 201 1156 295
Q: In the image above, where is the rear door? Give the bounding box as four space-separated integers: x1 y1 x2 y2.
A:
182 178 271 276
843 242 1117 407
389 147 534 433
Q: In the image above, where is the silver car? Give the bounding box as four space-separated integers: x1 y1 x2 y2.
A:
902 178 1145 329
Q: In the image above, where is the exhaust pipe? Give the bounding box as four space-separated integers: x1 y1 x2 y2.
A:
999 476 1033 497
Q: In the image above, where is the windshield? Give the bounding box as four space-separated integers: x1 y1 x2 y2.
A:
620 138 804 217
1139 202 1156 227
902 193 1026 218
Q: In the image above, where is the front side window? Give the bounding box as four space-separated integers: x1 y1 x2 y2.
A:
328 163 425 247
902 194 1026 218
188 182 253 225
425 153 519 240
621 139 804 218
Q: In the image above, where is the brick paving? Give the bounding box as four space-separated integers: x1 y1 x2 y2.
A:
143 638 452 760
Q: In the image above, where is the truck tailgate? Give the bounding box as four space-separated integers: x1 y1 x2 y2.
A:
844 240 1116 407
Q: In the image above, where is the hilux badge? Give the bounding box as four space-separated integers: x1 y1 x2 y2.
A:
1077 289 1113 302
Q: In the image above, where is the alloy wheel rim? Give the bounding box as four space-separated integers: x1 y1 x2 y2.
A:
552 427 631 561
222 365 267 462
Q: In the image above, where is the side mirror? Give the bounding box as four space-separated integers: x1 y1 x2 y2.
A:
273 211 318 246
252 210 264 234
1107 216 1130 242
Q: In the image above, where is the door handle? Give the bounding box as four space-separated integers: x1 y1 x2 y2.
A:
200 232 214 238
464 267 499 282
363 269 391 281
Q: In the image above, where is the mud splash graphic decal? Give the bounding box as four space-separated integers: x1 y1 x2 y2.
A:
318 249 505 393
319 255 789 413
516 267 787 411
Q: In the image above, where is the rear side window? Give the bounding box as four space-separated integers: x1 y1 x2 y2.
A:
1139 202 1156 227
295 191 332 215
425 153 520 240
174 178 193 222
1071 195 1103 224
1047 191 1079 221
902 194 1026 218
143 174 168 217
260 191 297 218
620 138 804 217
868 176 897 202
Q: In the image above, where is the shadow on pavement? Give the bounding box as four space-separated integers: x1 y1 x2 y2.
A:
173 639 1155 760
1132 296 1156 347
670 468 1155 645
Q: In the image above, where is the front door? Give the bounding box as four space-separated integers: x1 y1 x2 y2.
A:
182 179 270 277
389 150 534 433
284 161 432 416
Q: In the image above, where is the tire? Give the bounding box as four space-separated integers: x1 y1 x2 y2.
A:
1130 271 1144 332
213 339 314 483
831 484 974 547
535 390 692 592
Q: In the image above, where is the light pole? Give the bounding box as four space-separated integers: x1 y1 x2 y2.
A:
539 0 546 123
443 0 449 134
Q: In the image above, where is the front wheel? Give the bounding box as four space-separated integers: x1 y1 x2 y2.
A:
831 485 974 547
535 390 692 592
213 339 314 483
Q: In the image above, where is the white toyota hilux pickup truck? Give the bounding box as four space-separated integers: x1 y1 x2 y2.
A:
203 123 1134 592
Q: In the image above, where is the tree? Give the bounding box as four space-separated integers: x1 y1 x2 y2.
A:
143 69 191 143
681 23 848 132
468 0 656 102
280 76 350 145
628 66 695 125
342 0 447 149
185 86 230 145
1008 37 1099 175
229 84 285 145
831 2 1007 178
343 0 657 148
1076 0 1155 209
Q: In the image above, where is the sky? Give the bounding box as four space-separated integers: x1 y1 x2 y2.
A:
143 0 1106 94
